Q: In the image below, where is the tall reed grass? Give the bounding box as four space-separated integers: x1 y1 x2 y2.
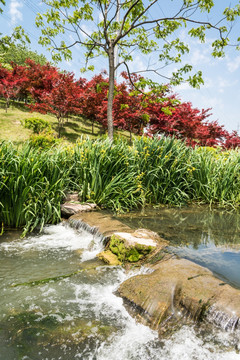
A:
1 137 240 235
0 142 72 235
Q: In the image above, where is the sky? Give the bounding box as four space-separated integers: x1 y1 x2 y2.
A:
0 0 240 133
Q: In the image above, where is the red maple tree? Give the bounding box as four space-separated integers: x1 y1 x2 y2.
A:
0 65 26 112
29 70 82 137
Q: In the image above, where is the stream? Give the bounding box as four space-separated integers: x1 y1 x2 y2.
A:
0 212 240 359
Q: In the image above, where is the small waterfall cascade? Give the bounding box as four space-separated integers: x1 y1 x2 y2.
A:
206 306 240 331
0 222 240 359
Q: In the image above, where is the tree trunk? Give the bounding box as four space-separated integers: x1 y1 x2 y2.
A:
57 116 61 138
5 98 9 113
107 44 115 141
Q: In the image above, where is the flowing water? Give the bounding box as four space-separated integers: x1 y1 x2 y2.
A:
0 220 240 359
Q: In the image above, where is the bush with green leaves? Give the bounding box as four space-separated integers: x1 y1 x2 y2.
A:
29 129 61 149
0 141 72 236
22 117 51 134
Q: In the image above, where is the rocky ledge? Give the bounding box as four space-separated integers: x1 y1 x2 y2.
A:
117 257 240 331
69 211 166 264
68 211 240 332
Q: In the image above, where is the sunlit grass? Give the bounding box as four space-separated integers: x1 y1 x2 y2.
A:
0 100 131 144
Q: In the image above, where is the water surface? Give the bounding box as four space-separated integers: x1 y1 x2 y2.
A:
116 206 240 288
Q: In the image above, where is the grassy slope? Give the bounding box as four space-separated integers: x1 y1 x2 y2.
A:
0 100 129 144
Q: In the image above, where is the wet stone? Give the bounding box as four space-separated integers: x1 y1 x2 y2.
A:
117 258 240 331
97 250 121 266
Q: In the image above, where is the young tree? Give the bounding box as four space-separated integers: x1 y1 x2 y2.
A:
36 1 240 140
0 0 30 68
29 70 82 137
0 65 26 112
78 73 109 133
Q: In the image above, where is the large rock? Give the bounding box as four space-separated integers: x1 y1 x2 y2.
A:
61 203 96 218
105 229 167 264
69 212 133 238
69 213 168 264
117 257 240 330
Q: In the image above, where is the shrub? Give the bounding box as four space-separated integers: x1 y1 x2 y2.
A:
29 129 61 150
22 117 51 134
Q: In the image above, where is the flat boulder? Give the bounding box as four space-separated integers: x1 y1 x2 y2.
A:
61 203 97 218
69 212 133 238
117 257 240 330
114 230 158 248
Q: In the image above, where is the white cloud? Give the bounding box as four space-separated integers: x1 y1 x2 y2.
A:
129 55 146 72
80 24 93 39
216 76 238 94
190 48 210 67
227 55 240 73
9 0 23 25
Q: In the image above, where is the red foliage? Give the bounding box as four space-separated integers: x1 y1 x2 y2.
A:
78 73 109 129
18 59 60 102
146 98 227 147
0 65 26 111
1 59 239 148
29 70 82 137
222 130 240 149
78 72 154 136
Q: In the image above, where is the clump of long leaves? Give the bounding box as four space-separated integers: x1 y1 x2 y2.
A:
0 142 72 236
1 137 240 235
189 146 240 207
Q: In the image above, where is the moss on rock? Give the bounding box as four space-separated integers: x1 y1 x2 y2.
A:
108 234 153 264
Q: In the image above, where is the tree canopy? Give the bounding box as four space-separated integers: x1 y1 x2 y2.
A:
34 1 240 139
0 1 30 55
0 43 48 67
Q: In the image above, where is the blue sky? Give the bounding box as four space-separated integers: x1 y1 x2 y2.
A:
1 0 240 133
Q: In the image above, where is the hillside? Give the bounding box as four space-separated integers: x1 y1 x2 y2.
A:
0 100 126 144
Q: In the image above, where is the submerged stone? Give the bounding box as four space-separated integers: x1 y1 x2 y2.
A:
97 250 121 266
1 309 117 357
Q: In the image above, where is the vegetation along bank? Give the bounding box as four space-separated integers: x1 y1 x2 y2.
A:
1 136 240 236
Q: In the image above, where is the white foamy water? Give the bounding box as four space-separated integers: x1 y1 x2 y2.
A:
0 222 240 360
0 223 103 254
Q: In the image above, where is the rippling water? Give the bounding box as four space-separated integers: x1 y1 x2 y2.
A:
0 221 240 359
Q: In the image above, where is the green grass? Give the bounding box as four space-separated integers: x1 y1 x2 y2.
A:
0 100 130 144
